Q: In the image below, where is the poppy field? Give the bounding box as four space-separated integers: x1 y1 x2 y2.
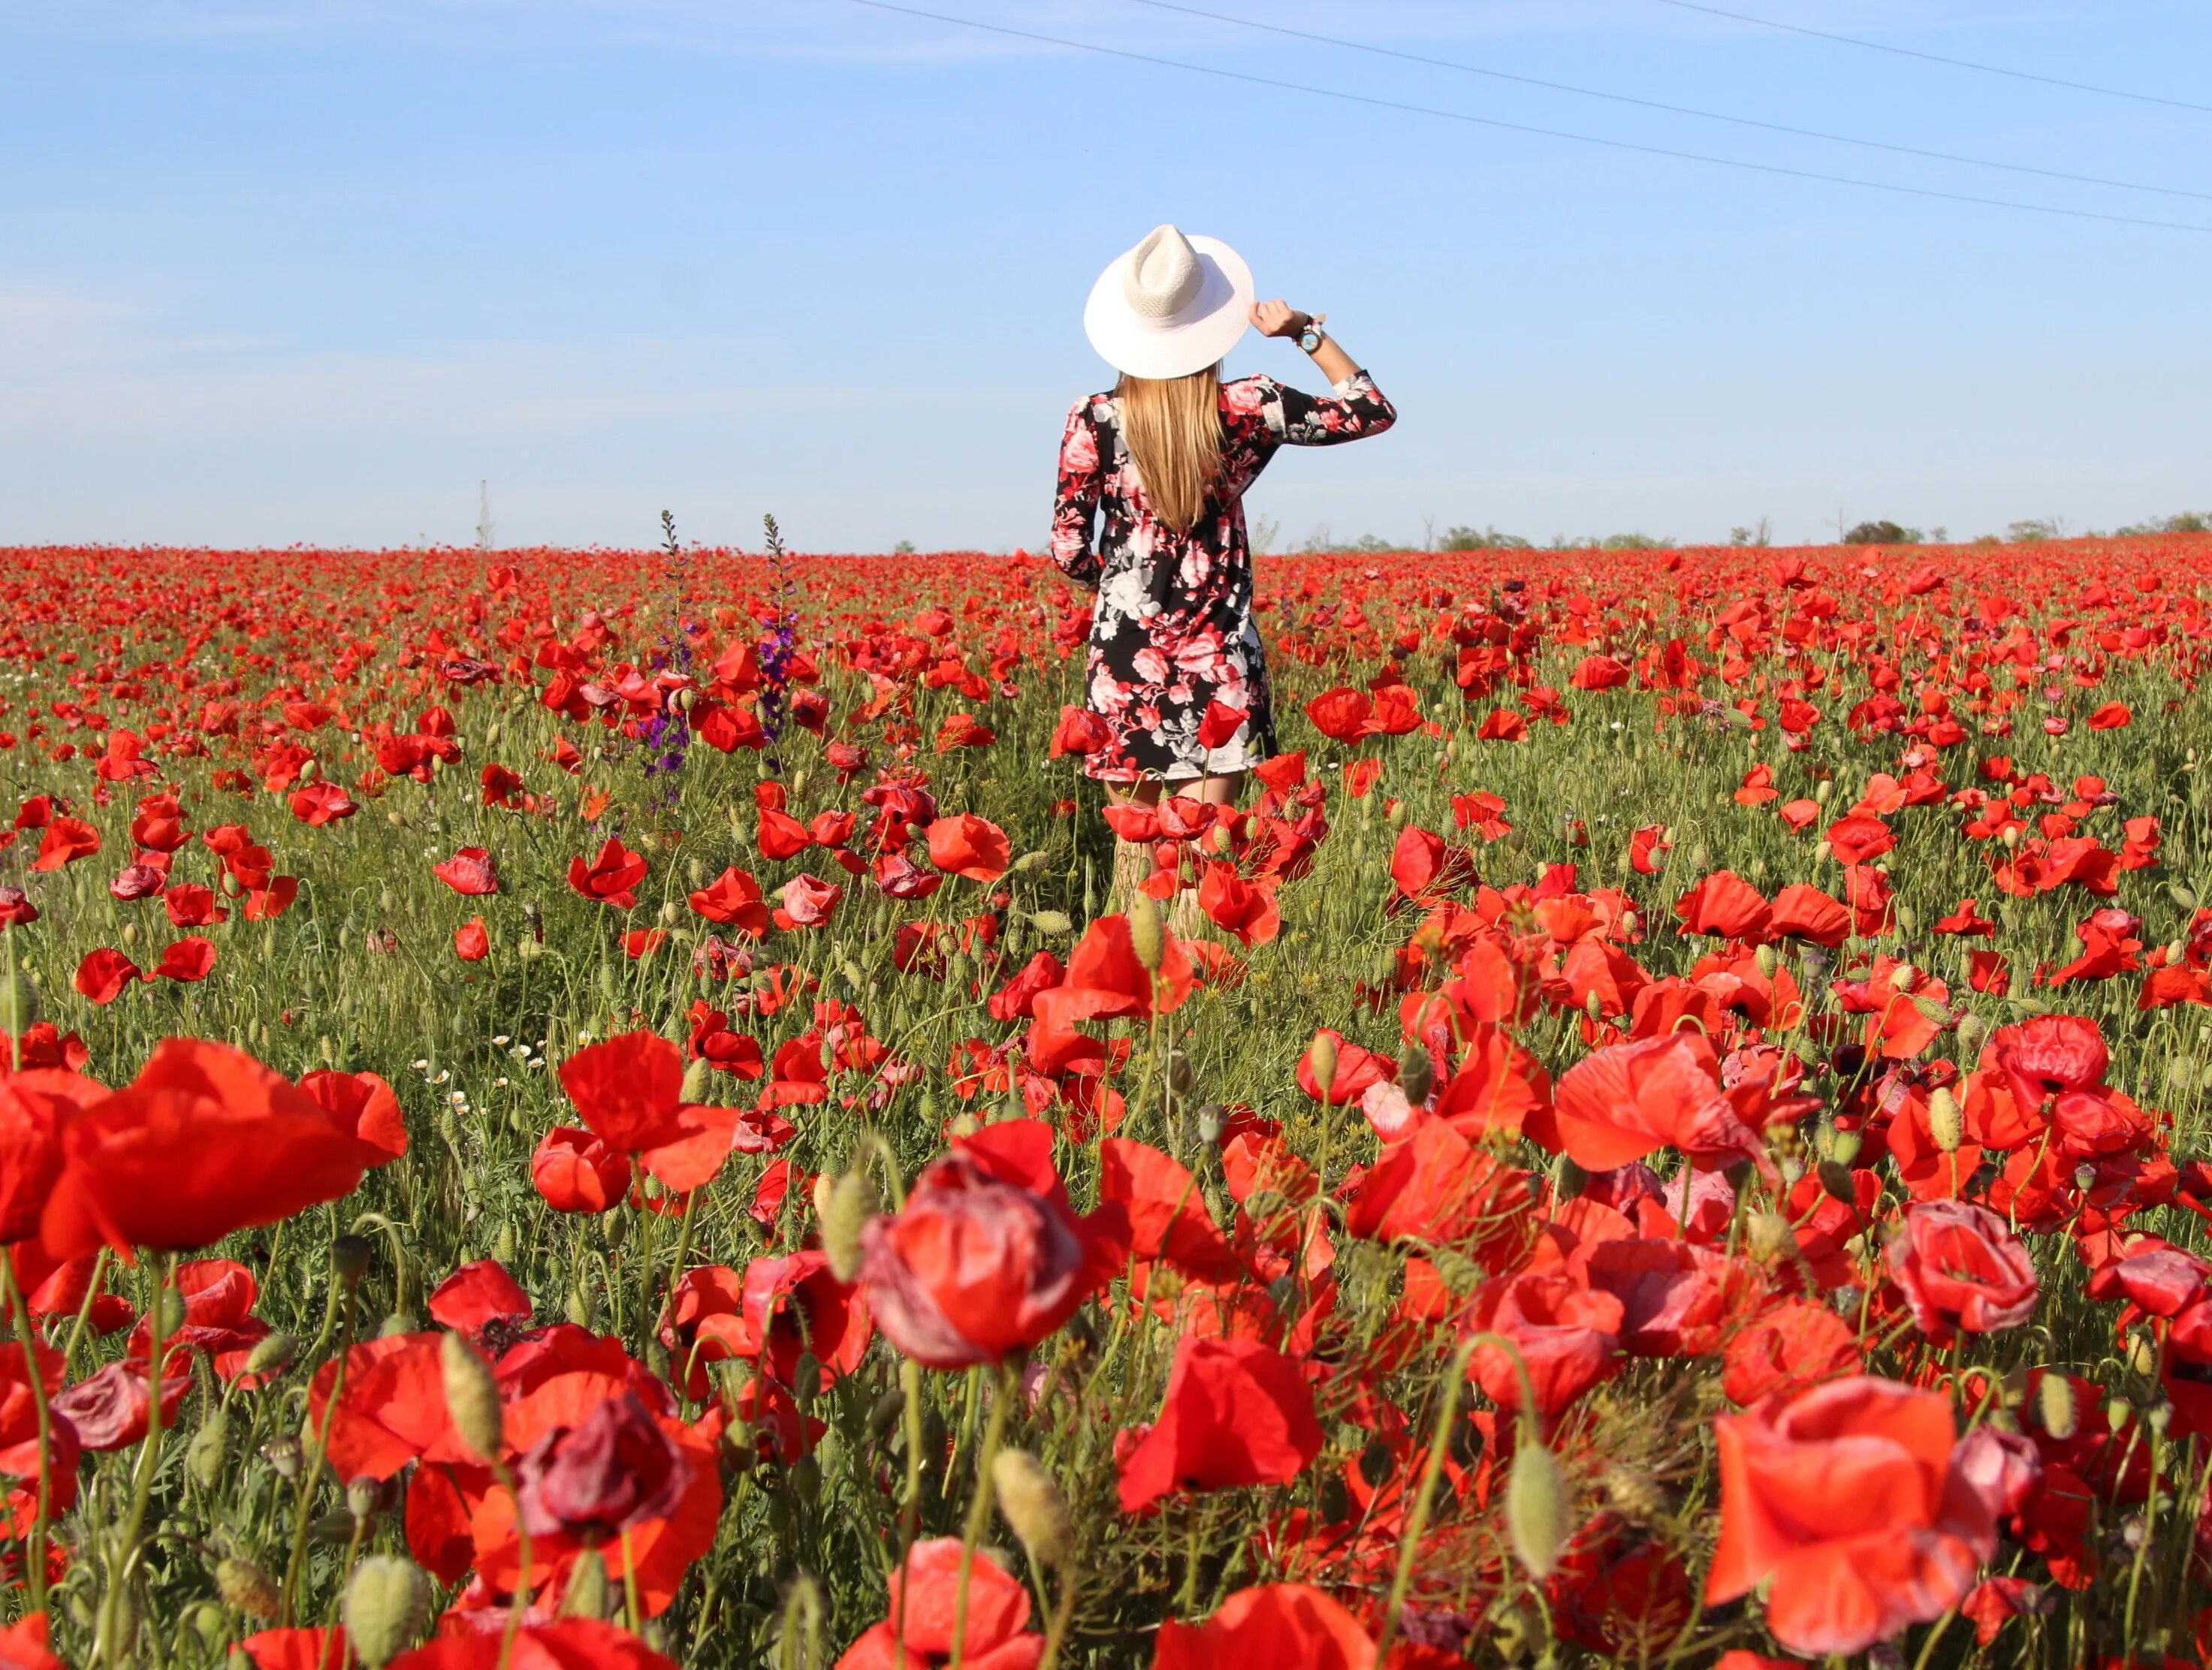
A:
2 532 2211 1669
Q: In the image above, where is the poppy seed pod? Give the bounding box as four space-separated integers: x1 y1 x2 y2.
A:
1506 1437 1570 1579
216 1556 282 1620
343 1555 431 1668
1928 1087 1964 1153
439 1330 505 1462
991 1448 1073 1569
1128 894 1166 973
2037 1373 2077 1440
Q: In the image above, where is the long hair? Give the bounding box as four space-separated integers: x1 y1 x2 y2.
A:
1115 363 1224 535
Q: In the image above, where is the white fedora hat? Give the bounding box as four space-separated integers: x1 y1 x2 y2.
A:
1083 224 1254 381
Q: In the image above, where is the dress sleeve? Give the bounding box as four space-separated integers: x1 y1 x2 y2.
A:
1263 371 1397 447
1049 397 1106 587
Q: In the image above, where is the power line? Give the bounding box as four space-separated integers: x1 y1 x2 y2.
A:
1647 0 2212 116
841 0 2212 235
1123 0 2212 203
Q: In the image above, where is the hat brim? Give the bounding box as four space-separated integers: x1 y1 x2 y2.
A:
1083 235 1254 381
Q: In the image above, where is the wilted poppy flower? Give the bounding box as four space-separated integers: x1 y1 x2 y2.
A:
42 1039 388 1261
834 1536 1040 1669
1707 1375 1996 1656
1154 1584 1376 1670
517 1388 691 1541
1116 1336 1323 1512
1885 1200 2038 1340
775 871 843 929
859 1146 1103 1370
51 1360 189 1451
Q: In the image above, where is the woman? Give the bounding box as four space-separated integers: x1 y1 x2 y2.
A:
1050 222 1396 899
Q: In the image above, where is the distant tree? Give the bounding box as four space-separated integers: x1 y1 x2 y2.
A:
1442 524 1532 551
1249 513 1281 553
894 539 916 554
2112 511 2210 535
1600 532 1670 550
2006 517 2066 544
1728 517 1772 547
1843 520 1921 546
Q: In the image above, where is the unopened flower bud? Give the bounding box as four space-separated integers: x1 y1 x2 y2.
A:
2036 1374 2076 1440
1747 1211 1795 1263
1305 1032 1340 1102
1888 962 1918 993
560 1547 611 1620
0 972 39 1035
816 1169 876 1283
1928 1087 1963 1153
1127 894 1165 972
1397 1038 1435 1107
333 1234 373 1285
1506 1437 1571 1579
680 1055 715 1104
246 1331 298 1379
344 1554 432 1667
2108 1397 2132 1433
1752 945 1779 978
217 1557 282 1620
189 1408 231 1491
1814 780 1833 804
991 1448 1073 1569
440 1331 505 1461
1957 1012 1989 1061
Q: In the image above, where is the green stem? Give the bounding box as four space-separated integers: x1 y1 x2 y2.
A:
98 1251 175 1668
946 1363 1017 1670
1 1251 52 1611
1370 1337 1477 1665
279 1262 361 1624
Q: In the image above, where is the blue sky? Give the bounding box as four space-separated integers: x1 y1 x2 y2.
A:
3 0 2208 552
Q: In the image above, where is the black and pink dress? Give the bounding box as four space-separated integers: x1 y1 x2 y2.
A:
1049 371 1396 783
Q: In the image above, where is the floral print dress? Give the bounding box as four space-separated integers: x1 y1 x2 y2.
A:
1049 371 1396 782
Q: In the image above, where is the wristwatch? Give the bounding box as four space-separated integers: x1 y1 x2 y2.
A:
1298 312 1328 354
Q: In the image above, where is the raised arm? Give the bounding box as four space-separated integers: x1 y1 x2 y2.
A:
1251 299 1396 445
1049 396 1107 587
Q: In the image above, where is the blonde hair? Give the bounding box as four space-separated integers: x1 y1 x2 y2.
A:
1116 363 1223 535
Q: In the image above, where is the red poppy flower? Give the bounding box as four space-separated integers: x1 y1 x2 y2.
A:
1767 882 1849 947
1885 1200 2038 1341
0 1069 98 1243
433 846 499 894
0 1614 68 1670
1154 1583 1376 1670
1673 872 1772 942
925 813 1011 882
454 917 490 960
835 1537 1040 1669
1116 1336 1323 1512
1707 1375 1995 1656
687 866 771 936
154 936 218 983
567 838 648 909
859 1134 1109 1370
288 782 358 827
1463 1269 1625 1416
386 1620 677 1668
164 884 226 928
516 1388 691 1539
1823 814 1895 864
1303 686 1372 743
32 817 100 873
1097 1138 1239 1283
1528 1032 1761 1173
42 1039 388 1260
774 872 843 930
1048 704 1115 758
428 1259 533 1337
558 1030 691 1153
297 1069 408 1163
74 948 144 1005
531 1127 631 1213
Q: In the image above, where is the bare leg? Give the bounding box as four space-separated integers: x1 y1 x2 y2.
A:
1103 777 1163 907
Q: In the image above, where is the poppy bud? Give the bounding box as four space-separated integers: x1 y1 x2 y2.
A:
1814 780 1833 804
680 1055 715 1105
1506 1437 1570 1579
1583 991 1604 1022
1895 903 1917 933
991 1448 1073 1569
1196 1102 1227 1144
216 1556 282 1620
2130 1334 2157 1376
333 1234 373 1286
343 1554 431 1668
0 971 38 1035
1128 894 1165 973
346 1475 385 1520
1166 1051 1195 1096
1928 1087 1963 1153
2108 1397 2132 1433
1746 1211 1794 1262
2168 881 2199 912
1554 1155 1588 1201
1029 909 1073 936
2035 1374 2076 1439
440 1331 505 1462
1752 945 1778 978
263 1433 303 1481
189 1409 230 1491
1888 962 1918 993
561 1547 611 1620
2149 1401 2174 1437
1011 849 1052 873
1305 1032 1340 1103
2001 825 2021 850
816 1168 877 1283
1957 1012 1989 1060
1816 1159 1857 1204
1812 840 1832 864
1398 1038 1435 1107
